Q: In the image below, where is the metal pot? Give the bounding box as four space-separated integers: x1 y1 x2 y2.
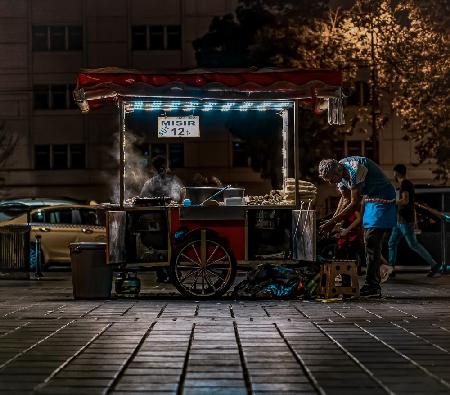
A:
182 186 245 205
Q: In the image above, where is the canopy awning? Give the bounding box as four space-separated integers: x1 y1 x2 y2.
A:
74 67 344 116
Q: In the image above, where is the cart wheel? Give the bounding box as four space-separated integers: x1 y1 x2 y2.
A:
170 232 237 298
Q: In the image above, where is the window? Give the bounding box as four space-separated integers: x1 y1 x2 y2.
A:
34 144 86 170
32 208 76 224
131 26 147 50
232 141 250 167
33 85 50 110
149 26 164 50
79 208 103 226
31 210 46 223
53 145 68 169
68 26 83 50
166 26 181 50
335 139 375 158
364 140 375 160
334 141 345 159
70 144 86 168
140 143 184 169
347 140 361 157
347 81 370 106
35 145 51 169
68 84 78 109
131 25 182 50
51 85 67 109
48 208 74 225
32 26 83 51
50 26 65 51
33 84 76 110
32 26 47 51
169 143 184 168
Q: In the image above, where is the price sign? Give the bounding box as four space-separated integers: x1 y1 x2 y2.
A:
158 116 200 138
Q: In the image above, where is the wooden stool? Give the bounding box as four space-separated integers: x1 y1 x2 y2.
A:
318 260 359 299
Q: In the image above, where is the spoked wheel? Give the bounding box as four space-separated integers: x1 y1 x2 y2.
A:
170 232 237 298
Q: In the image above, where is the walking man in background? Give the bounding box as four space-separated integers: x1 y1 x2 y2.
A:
382 164 441 280
319 156 397 298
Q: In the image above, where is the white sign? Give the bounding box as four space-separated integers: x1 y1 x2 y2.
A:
158 116 200 138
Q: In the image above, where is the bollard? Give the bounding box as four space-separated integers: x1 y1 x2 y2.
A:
441 219 447 274
34 235 43 278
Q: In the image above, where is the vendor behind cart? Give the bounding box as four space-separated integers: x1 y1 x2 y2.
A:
140 155 184 203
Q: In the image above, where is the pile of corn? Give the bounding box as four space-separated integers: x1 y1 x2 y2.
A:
245 179 317 206
283 178 317 205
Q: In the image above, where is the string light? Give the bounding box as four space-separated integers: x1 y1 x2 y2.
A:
126 100 293 113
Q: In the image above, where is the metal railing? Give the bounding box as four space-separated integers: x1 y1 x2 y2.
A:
0 225 30 273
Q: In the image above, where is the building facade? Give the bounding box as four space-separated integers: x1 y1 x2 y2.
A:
0 0 441 204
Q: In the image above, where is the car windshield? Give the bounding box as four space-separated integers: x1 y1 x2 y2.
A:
0 198 78 223
0 198 78 208
0 204 30 223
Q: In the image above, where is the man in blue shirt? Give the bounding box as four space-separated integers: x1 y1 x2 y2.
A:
319 156 396 297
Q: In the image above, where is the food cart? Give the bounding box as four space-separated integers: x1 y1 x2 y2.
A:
74 67 344 298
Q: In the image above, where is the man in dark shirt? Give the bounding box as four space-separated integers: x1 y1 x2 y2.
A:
384 164 441 279
140 155 183 203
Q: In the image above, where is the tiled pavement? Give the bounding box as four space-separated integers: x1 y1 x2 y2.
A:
1 272 450 394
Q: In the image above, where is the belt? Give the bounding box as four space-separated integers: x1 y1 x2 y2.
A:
364 198 396 204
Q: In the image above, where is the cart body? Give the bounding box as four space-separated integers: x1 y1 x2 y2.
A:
74 67 344 297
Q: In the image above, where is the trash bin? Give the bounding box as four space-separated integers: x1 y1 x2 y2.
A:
70 242 112 299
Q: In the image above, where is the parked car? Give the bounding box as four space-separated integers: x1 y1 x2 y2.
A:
0 203 106 268
0 197 81 206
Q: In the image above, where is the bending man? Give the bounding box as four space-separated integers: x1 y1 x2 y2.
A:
319 156 396 298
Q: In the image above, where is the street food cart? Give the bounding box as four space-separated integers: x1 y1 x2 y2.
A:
74 67 344 298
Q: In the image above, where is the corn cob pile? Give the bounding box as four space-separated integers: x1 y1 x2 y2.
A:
245 179 318 206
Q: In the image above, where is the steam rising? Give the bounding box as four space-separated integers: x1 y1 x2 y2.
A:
107 125 150 204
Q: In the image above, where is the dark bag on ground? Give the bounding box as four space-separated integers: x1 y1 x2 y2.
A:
232 263 301 299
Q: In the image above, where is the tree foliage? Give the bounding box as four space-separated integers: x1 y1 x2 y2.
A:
194 0 450 181
347 0 450 180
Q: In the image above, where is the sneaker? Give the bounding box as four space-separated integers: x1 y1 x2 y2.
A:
380 264 394 283
360 285 382 298
427 271 442 278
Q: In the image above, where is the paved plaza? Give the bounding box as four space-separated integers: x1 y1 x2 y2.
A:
1 272 450 394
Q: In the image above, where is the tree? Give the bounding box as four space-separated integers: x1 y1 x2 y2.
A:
194 0 450 181
193 2 275 67
371 0 450 180
255 0 450 179
194 0 348 181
